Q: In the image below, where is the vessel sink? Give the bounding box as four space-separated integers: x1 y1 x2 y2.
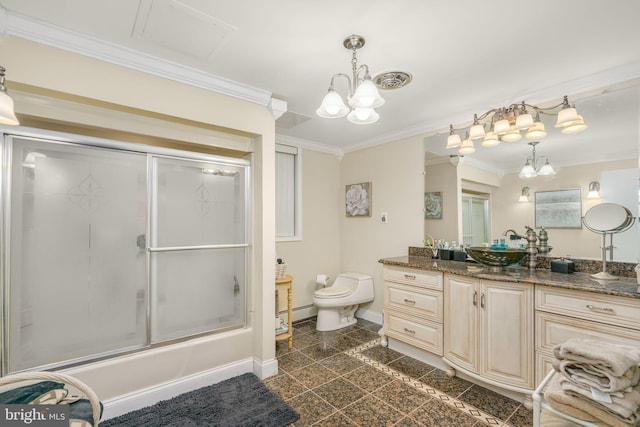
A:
465 247 527 272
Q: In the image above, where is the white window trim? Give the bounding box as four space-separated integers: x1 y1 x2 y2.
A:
276 143 302 242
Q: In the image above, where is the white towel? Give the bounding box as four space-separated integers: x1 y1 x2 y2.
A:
553 339 640 392
545 374 640 427
559 374 640 420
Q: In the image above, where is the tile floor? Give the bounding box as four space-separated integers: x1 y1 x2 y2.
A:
266 317 534 427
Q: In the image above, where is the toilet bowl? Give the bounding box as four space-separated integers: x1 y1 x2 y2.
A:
313 272 374 331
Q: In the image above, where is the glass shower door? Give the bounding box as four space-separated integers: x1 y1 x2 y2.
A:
149 156 248 342
4 136 148 372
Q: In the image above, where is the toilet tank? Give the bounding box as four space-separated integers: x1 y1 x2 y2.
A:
333 272 373 292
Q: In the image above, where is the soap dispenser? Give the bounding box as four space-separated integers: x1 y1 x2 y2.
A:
537 227 549 254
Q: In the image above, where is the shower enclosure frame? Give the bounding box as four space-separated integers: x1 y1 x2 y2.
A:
0 127 253 375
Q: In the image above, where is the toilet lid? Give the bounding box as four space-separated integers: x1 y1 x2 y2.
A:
314 286 350 298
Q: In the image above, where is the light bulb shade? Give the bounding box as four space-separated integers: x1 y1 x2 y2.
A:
587 181 600 199
316 89 349 118
0 91 19 125
458 138 475 155
537 161 556 176
349 78 385 109
519 163 536 178
446 133 462 149
469 123 486 140
347 107 379 124
481 132 500 147
525 121 547 139
561 115 588 134
500 128 522 142
515 113 534 130
493 118 511 135
555 107 579 127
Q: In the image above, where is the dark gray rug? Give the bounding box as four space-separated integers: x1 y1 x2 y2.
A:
101 373 299 427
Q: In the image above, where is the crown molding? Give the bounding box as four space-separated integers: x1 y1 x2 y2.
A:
1 10 274 107
276 134 343 157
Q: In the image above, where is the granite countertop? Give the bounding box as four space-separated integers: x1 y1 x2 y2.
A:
379 256 640 299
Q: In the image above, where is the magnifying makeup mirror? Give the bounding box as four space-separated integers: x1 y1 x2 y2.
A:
583 203 636 280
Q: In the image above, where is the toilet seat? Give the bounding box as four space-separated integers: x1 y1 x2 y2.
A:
314 286 351 298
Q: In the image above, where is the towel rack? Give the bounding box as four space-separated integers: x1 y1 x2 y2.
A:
532 369 600 427
0 371 101 426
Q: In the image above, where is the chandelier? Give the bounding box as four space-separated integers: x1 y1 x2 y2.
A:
316 34 411 125
0 66 19 126
447 96 587 154
519 141 555 178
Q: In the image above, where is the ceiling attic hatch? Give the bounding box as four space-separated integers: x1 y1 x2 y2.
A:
132 0 237 62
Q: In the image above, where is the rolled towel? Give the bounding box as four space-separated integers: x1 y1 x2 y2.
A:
545 374 640 427
559 374 640 420
554 339 640 376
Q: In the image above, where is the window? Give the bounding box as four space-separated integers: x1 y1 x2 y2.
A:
275 143 301 240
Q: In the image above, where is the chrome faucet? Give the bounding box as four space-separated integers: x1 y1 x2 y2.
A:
503 229 525 240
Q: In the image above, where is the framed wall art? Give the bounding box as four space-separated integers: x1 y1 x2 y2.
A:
535 188 582 228
345 182 371 217
424 191 443 219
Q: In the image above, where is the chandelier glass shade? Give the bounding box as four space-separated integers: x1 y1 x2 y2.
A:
519 141 555 178
446 96 586 154
316 35 409 125
0 66 19 126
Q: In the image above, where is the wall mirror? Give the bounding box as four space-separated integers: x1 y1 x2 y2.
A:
424 80 640 263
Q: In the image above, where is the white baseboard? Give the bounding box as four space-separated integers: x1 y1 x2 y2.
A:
253 357 279 380
101 357 254 420
355 308 382 326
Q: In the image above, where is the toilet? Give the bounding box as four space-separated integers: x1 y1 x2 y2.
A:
313 272 374 331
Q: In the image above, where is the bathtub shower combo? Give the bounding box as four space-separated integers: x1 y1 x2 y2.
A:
0 132 250 374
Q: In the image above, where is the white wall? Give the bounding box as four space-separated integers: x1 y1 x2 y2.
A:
276 149 342 320
424 161 459 244
340 136 424 321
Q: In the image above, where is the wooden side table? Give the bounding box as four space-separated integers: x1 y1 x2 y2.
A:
275 274 293 349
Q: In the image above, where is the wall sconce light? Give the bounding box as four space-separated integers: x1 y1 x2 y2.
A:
587 181 601 199
446 95 586 153
519 187 530 202
0 66 19 126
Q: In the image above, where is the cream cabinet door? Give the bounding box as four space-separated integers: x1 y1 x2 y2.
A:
444 274 479 373
480 280 534 389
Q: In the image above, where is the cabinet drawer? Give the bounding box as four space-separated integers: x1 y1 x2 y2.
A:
384 310 443 356
535 311 640 354
536 286 640 330
383 266 442 290
385 282 443 322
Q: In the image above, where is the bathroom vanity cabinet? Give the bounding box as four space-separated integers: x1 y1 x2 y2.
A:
534 285 640 385
382 266 444 355
443 274 534 392
379 255 640 403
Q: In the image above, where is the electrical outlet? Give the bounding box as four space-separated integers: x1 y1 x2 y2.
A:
381 212 388 223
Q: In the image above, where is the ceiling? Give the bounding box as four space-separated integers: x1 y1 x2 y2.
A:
1 0 640 170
